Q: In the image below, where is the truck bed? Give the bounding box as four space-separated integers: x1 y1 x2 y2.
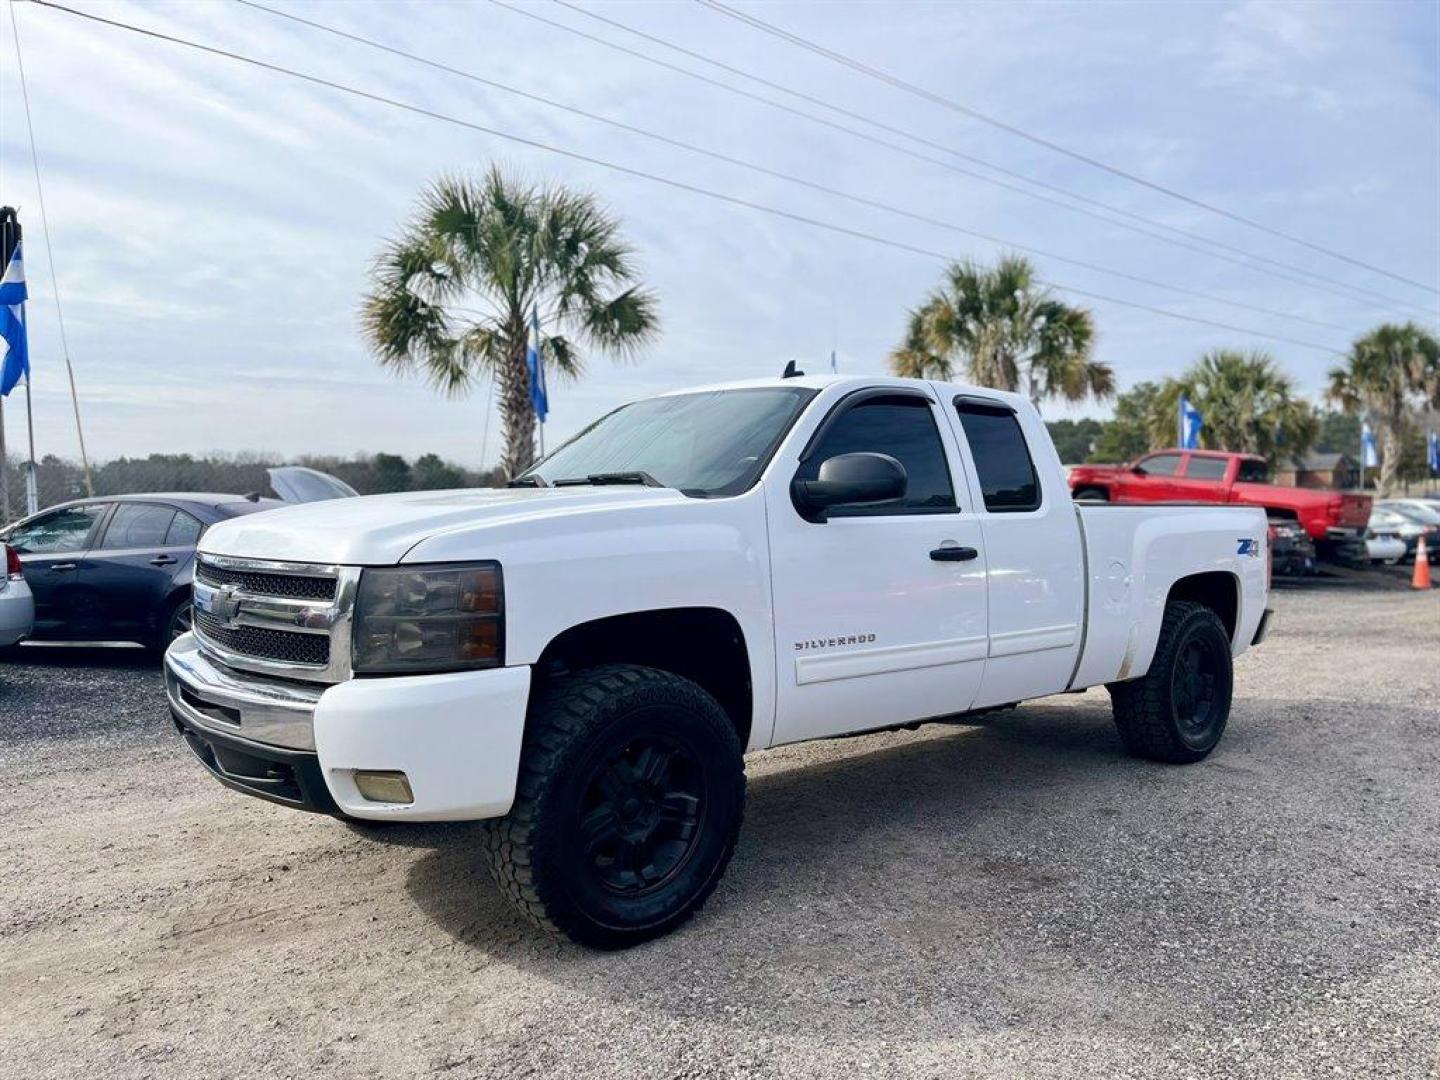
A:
1069 502 1269 690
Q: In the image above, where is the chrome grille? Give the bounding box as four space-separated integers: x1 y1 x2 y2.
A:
195 562 336 601
191 554 359 684
194 609 331 666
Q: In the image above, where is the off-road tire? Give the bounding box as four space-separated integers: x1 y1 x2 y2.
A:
483 664 745 949
1108 600 1233 764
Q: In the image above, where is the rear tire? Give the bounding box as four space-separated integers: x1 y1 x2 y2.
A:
1108 601 1233 764
152 595 193 653
1073 486 1109 502
483 664 745 949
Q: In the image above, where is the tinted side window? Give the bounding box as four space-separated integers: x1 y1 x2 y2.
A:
955 403 1040 512
1185 456 1228 480
165 511 204 546
798 398 955 513
1236 459 1269 483
1137 453 1182 476
100 504 176 549
8 505 104 554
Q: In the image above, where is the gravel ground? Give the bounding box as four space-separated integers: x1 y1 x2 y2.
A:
1 577 1437 1079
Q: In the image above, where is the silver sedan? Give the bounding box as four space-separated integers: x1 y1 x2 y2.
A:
1 543 35 647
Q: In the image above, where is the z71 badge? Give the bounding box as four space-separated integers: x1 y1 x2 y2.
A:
1237 538 1260 558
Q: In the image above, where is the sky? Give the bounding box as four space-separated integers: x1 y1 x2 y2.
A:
0 0 1436 468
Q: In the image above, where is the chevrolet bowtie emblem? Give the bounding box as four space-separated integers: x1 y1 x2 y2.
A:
209 583 242 624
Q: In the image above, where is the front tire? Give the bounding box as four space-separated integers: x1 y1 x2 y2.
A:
1073 486 1109 502
1108 601 1233 764
153 595 193 652
484 665 745 949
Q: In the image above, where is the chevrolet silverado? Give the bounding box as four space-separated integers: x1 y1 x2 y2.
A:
165 375 1271 947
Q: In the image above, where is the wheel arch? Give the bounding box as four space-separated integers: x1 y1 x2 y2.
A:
533 607 754 749
1165 570 1239 643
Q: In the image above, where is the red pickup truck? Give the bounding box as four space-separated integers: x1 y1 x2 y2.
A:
1068 449 1371 556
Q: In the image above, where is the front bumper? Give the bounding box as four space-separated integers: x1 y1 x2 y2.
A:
165 633 532 821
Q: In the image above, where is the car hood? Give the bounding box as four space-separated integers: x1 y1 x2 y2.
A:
198 486 692 565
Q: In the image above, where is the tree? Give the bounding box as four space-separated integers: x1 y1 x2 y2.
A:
1044 418 1105 464
362 167 660 478
1326 323 1440 496
889 255 1113 410
1145 350 1316 464
371 452 412 493
412 452 465 490
1090 381 1165 462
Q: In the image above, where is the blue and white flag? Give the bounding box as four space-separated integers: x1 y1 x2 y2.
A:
1178 394 1203 450
0 241 28 398
525 309 547 424
1428 429 1439 475
1361 421 1379 469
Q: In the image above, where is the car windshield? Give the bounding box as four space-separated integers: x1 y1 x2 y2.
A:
519 387 815 498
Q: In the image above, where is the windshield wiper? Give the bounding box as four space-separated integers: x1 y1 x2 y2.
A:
506 475 549 488
552 471 665 488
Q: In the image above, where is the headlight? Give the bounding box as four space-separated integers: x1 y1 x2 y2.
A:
352 562 503 674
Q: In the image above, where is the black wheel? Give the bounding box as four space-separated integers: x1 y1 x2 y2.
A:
1108 600 1233 764
484 664 745 949
1073 486 1109 502
154 596 193 652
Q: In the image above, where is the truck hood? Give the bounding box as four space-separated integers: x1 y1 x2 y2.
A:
198 486 691 565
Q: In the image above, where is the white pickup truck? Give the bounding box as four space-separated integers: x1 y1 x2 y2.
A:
165 374 1270 947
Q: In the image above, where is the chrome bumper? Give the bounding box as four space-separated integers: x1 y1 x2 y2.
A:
164 632 322 751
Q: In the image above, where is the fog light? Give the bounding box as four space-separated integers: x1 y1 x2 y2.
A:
353 770 414 804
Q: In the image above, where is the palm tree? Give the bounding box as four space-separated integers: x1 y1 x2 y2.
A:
888 255 1113 409
1326 323 1440 496
1146 349 1317 463
362 167 660 479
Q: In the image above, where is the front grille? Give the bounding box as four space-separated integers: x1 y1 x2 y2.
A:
194 609 330 666
196 562 336 601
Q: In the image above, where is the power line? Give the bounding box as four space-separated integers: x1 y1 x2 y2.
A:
9 0 93 494
696 0 1439 298
523 1 1436 323
25 0 1346 358
232 0 1354 336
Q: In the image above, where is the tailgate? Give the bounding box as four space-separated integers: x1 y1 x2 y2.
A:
1338 493 1372 529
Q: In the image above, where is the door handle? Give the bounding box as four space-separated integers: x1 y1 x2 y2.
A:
149 555 178 567
930 545 979 562
49 563 77 572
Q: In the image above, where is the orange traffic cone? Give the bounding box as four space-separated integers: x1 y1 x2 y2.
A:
1413 536 1432 590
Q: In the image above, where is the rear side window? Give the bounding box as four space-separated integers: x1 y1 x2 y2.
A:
165 511 204 546
797 396 955 513
1186 456 1228 480
954 401 1040 512
100 503 176 549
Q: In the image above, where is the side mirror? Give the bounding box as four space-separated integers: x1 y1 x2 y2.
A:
1130 464 1146 475
791 452 907 522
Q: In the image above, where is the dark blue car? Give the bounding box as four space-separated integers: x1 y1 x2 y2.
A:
0 469 355 650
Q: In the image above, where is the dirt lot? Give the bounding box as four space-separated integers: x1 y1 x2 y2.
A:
2 578 1437 1079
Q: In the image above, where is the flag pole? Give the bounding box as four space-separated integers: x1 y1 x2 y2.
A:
22 359 37 516
0 397 9 525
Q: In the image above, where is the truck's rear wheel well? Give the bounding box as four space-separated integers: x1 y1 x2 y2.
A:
1165 572 1239 642
533 608 753 747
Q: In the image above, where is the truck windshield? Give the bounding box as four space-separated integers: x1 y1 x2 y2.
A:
519 387 816 498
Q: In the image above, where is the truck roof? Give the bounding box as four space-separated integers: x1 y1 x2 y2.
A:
654 373 1031 409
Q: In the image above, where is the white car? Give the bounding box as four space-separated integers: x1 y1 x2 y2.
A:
1365 529 1407 565
165 374 1270 947
0 543 35 647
